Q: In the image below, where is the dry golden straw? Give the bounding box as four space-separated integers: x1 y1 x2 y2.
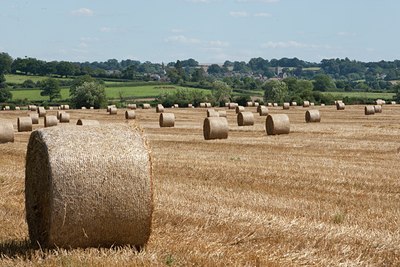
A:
228 103 237 109
18 117 33 132
246 101 253 107
76 119 100 126
127 104 137 110
142 104 151 109
25 123 153 248
38 107 46 118
173 104 179 108
283 103 290 110
56 110 65 120
156 104 164 113
235 106 245 114
207 109 220 117
303 101 310 107
305 110 321 123
29 113 39 124
365 105 375 115
125 110 136 119
44 115 58 128
0 121 14 143
203 117 228 140
259 106 269 116
218 110 227 117
374 105 382 113
159 113 175 127
291 102 297 106
254 102 260 107
109 107 118 115
59 113 70 123
336 102 345 110
266 114 290 135
237 111 254 126
188 103 193 108
199 103 206 108
205 103 212 108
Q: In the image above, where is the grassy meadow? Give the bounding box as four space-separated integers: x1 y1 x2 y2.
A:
0 104 399 265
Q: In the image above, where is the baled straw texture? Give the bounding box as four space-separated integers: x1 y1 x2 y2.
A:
305 110 321 123
391 101 396 105
127 104 137 110
173 104 179 108
25 123 153 248
321 103 326 107
203 117 228 140
0 121 14 143
336 102 345 110
199 103 206 108
259 106 269 116
303 101 310 107
365 105 375 115
159 113 175 127
62 105 70 110
246 101 253 107
266 114 290 135
235 106 245 114
142 104 151 109
218 110 227 117
273 103 278 107
228 103 237 109
109 107 118 115
15 106 21 110
283 103 290 110
56 110 65 120
76 119 100 126
291 102 297 106
188 103 193 108
125 110 136 120
237 111 254 126
44 115 58 128
18 117 33 132
254 102 260 107
156 104 164 113
267 103 272 107
38 107 46 118
59 113 70 123
207 109 219 117
30 105 38 111
374 105 382 113
310 102 315 106
205 103 212 108
29 113 39 124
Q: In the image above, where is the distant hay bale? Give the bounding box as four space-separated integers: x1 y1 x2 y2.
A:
159 113 175 127
59 113 70 123
44 115 58 128
199 103 206 108
90 107 94 110
228 103 237 109
391 101 396 105
0 121 14 143
142 104 151 109
365 105 375 115
320 103 326 107
225 103 229 107
76 119 100 126
18 117 33 132
374 105 382 113
303 101 310 107
203 117 228 140
235 106 245 114
156 104 164 113
127 104 137 110
29 113 39 124
291 102 297 106
207 109 219 117
310 102 315 106
15 106 20 110
254 102 260 107
56 110 65 120
259 106 269 116
29 105 38 111
25 123 153 248
173 104 179 108
188 103 193 108
107 105 116 113
4 105 10 110
336 102 345 110
218 110 227 117
237 111 254 126
273 103 278 107
109 107 118 115
62 105 70 110
81 107 86 110
267 103 272 107
205 103 212 108
375 99 385 105
305 110 321 123
246 101 253 107
283 102 290 110
125 110 136 120
266 114 290 135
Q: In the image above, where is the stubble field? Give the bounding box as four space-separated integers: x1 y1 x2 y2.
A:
0 104 399 266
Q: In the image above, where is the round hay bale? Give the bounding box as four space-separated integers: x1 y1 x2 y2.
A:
310 102 315 106
225 103 229 107
81 107 86 110
228 103 236 109
267 103 272 107
235 106 245 114
291 102 297 106
29 113 39 124
188 103 193 108
173 104 179 108
336 102 345 110
259 106 269 116
76 119 100 126
4 105 10 110
254 102 260 107
127 104 137 110
365 105 375 115
207 109 219 117
107 105 116 113
25 123 153 248
30 105 38 111
44 115 58 128
125 110 136 120
218 110 227 117
90 107 94 110
303 101 310 107
0 121 14 143
59 113 70 123
237 111 254 126
266 114 290 135
374 105 382 113
305 110 321 123
199 103 206 108
18 117 33 132
246 101 253 107
142 104 151 109
205 103 212 108
273 103 278 107
283 103 290 110
320 103 326 107
56 110 65 120
203 117 228 140
156 104 164 113
109 107 118 115
63 105 70 110
15 106 21 110
391 101 396 105
159 113 175 127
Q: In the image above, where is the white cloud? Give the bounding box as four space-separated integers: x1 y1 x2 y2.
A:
254 12 271 17
78 42 88 48
237 0 280 3
262 40 314 49
171 28 184 33
208 40 230 47
337 31 355 37
164 35 201 44
100 27 112 33
230 11 249 17
71 8 94 17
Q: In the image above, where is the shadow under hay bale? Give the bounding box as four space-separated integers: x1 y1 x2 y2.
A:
25 123 153 248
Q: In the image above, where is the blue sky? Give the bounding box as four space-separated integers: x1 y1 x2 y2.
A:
1 0 399 64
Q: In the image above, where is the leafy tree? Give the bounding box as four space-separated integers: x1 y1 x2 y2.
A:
21 79 36 88
0 74 12 101
191 68 206 82
207 64 224 75
263 80 289 103
56 61 77 77
313 74 336 91
157 88 212 107
70 75 99 96
394 83 400 102
40 78 61 102
0 53 13 74
70 81 106 109
212 80 232 104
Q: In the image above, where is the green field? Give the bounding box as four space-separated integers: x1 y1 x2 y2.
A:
5 74 71 84
322 91 395 100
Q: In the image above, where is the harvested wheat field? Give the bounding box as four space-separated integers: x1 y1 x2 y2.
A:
0 105 400 266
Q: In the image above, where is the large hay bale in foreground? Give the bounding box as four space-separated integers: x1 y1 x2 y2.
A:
0 121 14 143
29 113 39 124
365 105 375 115
159 113 175 127
18 117 33 132
203 117 228 140
374 105 382 113
125 110 136 119
207 109 219 117
44 115 58 128
266 114 290 135
76 119 100 126
237 111 254 126
25 123 153 248
59 113 70 123
305 110 321 123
